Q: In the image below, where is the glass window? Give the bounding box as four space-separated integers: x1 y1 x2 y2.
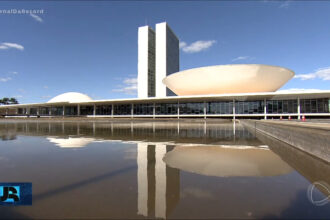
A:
40 107 50 115
278 101 283 113
96 105 112 115
65 106 78 116
155 103 178 115
283 100 288 113
18 108 25 115
235 101 264 114
301 98 329 113
311 100 317 113
51 106 63 116
179 102 204 115
80 105 94 115
113 104 131 115
134 103 153 115
267 100 297 113
30 108 38 115
207 101 233 114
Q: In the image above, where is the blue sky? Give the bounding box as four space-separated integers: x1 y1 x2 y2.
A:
0 1 329 103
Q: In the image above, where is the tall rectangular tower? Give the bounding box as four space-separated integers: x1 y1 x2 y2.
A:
155 22 179 98
138 26 156 98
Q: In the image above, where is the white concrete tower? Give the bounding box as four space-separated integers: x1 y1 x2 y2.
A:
138 26 156 98
155 22 179 98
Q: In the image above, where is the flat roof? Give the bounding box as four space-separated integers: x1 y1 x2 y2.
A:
1 90 330 108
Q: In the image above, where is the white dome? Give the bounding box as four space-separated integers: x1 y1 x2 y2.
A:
47 92 93 103
47 137 95 148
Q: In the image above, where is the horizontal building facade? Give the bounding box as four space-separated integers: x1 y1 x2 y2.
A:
1 92 329 119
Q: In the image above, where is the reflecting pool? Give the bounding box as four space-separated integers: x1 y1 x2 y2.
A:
0 121 329 219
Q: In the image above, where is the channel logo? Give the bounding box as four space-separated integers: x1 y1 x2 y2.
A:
0 183 32 206
307 181 330 206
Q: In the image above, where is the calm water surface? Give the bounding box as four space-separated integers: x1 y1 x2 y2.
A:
0 121 329 219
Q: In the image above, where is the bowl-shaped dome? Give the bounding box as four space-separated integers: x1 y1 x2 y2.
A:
47 92 92 103
163 146 293 177
163 64 294 96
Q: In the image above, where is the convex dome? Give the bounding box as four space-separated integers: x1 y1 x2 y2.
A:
47 92 93 103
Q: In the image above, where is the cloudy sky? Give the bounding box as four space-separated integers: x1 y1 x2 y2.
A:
0 1 330 103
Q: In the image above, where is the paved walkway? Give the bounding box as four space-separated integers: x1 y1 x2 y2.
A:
260 120 330 131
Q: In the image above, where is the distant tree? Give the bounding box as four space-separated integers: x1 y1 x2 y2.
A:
2 97 9 105
9 98 18 104
0 97 19 105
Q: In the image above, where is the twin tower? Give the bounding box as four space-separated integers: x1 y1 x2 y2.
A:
138 22 179 98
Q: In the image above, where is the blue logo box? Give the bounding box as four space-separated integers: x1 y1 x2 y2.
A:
0 183 32 206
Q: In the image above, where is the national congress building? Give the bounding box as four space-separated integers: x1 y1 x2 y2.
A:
1 22 329 119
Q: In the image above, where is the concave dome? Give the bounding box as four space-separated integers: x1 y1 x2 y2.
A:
47 92 92 103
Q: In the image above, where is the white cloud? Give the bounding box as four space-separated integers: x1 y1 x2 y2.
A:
123 78 137 85
179 41 187 49
10 71 18 75
294 74 315 80
13 95 23 98
41 95 51 99
18 88 26 93
30 13 43 23
277 88 326 93
232 56 254 62
294 67 330 81
0 77 12 82
279 1 290 9
180 40 216 53
0 42 24 51
112 77 137 95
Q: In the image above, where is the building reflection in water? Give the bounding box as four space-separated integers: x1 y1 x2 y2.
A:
137 143 180 219
163 145 293 177
1 121 329 218
47 137 95 148
0 121 258 146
